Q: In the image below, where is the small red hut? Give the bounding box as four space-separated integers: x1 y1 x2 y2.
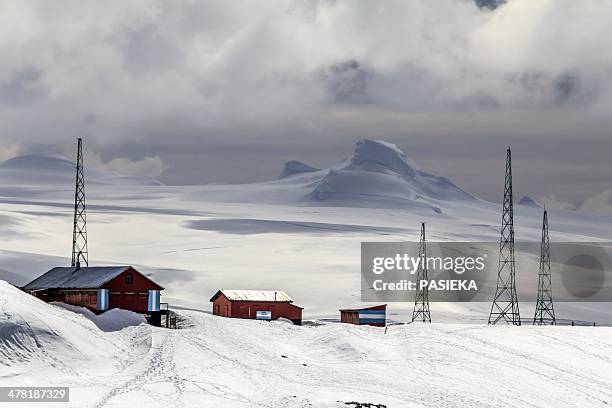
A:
210 290 303 325
23 266 164 325
340 304 387 327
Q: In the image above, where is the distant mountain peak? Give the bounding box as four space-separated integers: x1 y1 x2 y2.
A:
0 153 162 186
303 139 475 209
280 160 320 179
518 196 542 208
346 139 419 179
474 0 506 10
0 153 73 171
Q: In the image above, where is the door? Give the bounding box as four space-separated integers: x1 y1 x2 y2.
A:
124 292 136 311
109 292 120 309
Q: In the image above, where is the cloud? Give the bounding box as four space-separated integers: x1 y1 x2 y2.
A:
0 0 609 204
90 155 167 178
82 151 167 178
0 145 19 162
580 189 612 214
55 144 167 178
538 195 576 211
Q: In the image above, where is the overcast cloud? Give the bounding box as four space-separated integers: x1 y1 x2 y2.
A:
0 0 610 210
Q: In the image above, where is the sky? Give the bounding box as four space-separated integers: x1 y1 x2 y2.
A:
0 0 610 211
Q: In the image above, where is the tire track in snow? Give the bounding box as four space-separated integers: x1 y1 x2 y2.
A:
182 334 277 407
94 331 185 408
426 326 612 406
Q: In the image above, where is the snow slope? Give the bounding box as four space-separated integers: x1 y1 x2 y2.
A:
0 282 151 380
1 281 611 407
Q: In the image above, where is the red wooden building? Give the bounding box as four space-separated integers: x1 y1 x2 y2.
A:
210 290 303 325
23 266 165 325
340 304 387 327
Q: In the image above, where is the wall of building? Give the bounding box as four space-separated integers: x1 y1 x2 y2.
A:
108 291 149 313
340 311 359 325
340 306 386 327
212 294 232 317
103 268 162 292
46 290 98 310
358 306 386 327
102 268 163 313
212 294 302 324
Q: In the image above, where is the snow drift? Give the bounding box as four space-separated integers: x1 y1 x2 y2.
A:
0 280 151 379
52 302 147 332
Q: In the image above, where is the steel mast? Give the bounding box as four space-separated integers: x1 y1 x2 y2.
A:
71 138 88 267
412 222 431 323
489 147 521 325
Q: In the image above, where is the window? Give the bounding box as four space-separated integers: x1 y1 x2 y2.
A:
125 272 133 284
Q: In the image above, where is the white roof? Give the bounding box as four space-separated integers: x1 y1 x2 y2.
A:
220 290 293 302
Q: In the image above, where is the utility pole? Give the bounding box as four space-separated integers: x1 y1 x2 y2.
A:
412 222 431 323
489 147 521 325
71 138 88 268
534 210 555 325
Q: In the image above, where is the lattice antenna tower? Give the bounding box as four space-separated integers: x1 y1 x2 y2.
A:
71 138 88 267
534 209 555 325
489 147 521 325
412 222 431 323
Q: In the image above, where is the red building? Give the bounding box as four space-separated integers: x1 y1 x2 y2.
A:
340 304 387 327
210 290 303 325
23 266 165 325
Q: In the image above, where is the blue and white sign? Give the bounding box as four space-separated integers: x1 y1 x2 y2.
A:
148 290 160 312
97 289 109 311
256 310 272 320
358 309 385 325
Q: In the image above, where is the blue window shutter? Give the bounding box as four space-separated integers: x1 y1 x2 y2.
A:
148 290 160 312
97 289 109 311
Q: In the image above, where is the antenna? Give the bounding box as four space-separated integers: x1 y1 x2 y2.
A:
489 147 521 325
71 138 88 267
412 222 431 323
534 210 555 325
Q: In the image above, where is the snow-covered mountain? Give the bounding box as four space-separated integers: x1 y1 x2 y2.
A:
303 139 476 209
0 154 162 186
200 139 478 212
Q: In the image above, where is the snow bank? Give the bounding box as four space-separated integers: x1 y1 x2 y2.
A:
52 302 147 332
0 281 151 379
3 281 612 407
